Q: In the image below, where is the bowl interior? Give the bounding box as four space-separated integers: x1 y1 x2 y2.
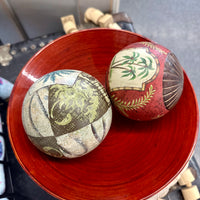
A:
7 29 199 200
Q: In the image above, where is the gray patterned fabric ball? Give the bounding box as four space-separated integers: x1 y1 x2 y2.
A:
22 70 112 158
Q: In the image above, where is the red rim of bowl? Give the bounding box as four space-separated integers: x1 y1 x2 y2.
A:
7 28 199 200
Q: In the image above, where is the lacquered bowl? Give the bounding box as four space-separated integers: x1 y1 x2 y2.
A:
7 29 199 200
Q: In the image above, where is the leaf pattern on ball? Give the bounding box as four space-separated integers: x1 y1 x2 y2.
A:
49 79 99 127
111 85 156 116
41 70 75 83
111 51 154 81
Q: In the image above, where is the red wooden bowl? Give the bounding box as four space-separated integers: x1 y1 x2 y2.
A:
7 29 199 200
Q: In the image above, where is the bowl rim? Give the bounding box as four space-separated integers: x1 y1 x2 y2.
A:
7 28 199 200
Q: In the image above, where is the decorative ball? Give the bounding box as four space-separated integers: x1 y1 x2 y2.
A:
22 70 112 158
106 41 184 120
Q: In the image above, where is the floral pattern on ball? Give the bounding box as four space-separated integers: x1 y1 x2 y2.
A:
107 41 184 121
109 47 159 92
22 70 112 158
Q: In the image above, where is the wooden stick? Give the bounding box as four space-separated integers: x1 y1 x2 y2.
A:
61 15 78 34
84 7 121 30
98 14 113 27
178 168 195 186
181 185 200 200
108 23 121 30
84 7 104 25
